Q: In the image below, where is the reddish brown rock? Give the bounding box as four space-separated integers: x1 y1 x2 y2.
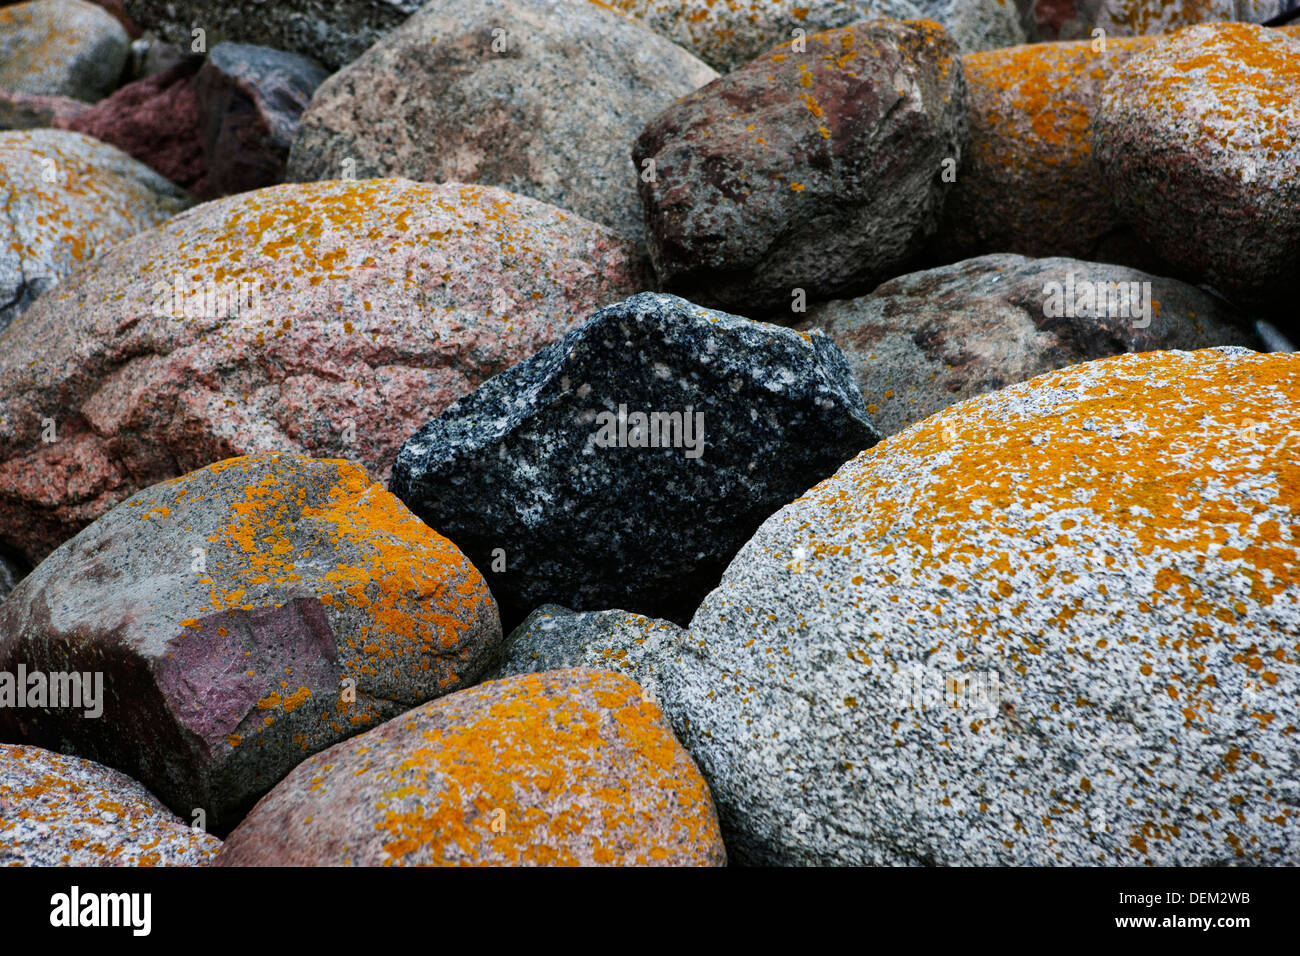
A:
633 19 967 316
0 178 643 566
0 89 91 130
215 669 727 866
0 453 501 831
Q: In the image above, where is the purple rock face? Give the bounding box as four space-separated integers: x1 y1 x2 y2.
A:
633 19 967 317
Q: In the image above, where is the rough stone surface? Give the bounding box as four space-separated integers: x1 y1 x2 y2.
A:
0 554 23 603
675 347 1300 865
0 453 501 831
491 605 686 702
287 0 716 245
606 1 1025 72
0 129 190 331
391 292 880 626
122 0 422 71
798 254 1261 436
214 669 726 866
634 19 967 316
1029 0 1293 40
1094 23 1300 317
58 56 208 194
0 0 129 101
0 178 642 567
932 35 1159 265
195 43 329 199
0 90 91 130
0 743 221 865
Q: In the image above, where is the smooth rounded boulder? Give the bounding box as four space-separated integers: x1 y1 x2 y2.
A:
798 253 1261 436
634 19 967 315
0 743 222 866
0 178 642 567
0 453 501 831
1094 23 1300 317
287 0 717 244
215 669 726 866
676 347 1300 865
0 0 129 101
0 129 190 332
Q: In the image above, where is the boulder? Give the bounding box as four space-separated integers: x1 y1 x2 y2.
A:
0 129 189 331
390 292 880 625
633 19 967 315
0 743 221 865
1029 0 1292 40
675 347 1300 864
214 669 726 865
1094 23 1300 319
0 0 129 101
286 0 717 245
797 254 1261 436
0 90 91 130
0 453 501 831
0 178 642 566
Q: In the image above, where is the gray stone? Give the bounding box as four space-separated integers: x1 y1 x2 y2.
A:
0 0 129 101
390 292 880 626
674 346 1300 865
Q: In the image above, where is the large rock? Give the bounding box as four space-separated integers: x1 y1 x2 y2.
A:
0 178 642 567
0 0 129 101
606 1 1025 72
122 0 421 71
390 292 880 626
286 0 717 245
1094 23 1300 318
491 605 685 702
214 669 726 866
0 90 92 130
932 35 1159 265
674 347 1300 865
0 743 221 865
1029 0 1292 40
633 19 967 316
0 453 501 831
0 129 189 331
798 254 1261 436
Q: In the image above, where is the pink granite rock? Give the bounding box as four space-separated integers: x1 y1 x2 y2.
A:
0 178 644 566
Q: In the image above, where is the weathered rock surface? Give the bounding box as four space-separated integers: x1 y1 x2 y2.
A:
0 90 91 130
0 129 189 331
391 292 880 625
122 0 422 71
1029 0 1292 40
0 178 642 567
214 669 726 865
675 347 1300 865
287 0 716 245
491 605 685 702
1094 23 1300 318
798 254 1261 435
0 743 221 865
0 0 129 101
0 453 501 831
634 19 967 315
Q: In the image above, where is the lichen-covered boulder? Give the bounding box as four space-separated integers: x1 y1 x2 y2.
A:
0 743 221 865
0 129 189 331
798 253 1260 436
633 19 967 315
214 669 726 865
0 0 129 101
0 453 501 831
287 0 717 245
1028 0 1291 41
0 178 642 567
1094 23 1300 317
676 347 1300 865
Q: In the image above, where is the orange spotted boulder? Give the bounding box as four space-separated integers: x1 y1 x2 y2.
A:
214 669 726 865
1094 23 1300 317
0 0 129 101
1029 0 1292 41
0 453 501 831
0 178 642 567
0 743 221 866
677 347 1300 864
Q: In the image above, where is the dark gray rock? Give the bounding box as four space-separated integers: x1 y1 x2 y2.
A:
390 292 880 626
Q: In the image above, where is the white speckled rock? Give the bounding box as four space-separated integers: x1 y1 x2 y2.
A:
0 0 129 101
0 129 189 331
675 347 1300 865
0 743 221 865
